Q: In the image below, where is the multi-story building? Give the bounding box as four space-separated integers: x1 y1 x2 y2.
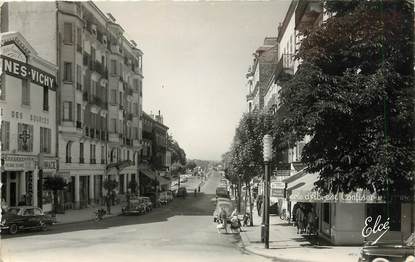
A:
0 31 57 211
245 37 278 113
139 111 169 195
1 2 143 209
266 0 414 245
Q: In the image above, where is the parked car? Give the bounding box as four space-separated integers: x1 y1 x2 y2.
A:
216 187 229 198
176 187 188 198
358 233 415 262
213 200 234 222
159 191 173 205
142 193 158 208
1 206 54 235
121 196 147 215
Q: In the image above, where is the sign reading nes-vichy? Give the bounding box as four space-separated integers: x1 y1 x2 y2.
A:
0 42 56 90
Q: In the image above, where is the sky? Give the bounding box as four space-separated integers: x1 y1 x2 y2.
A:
97 1 290 161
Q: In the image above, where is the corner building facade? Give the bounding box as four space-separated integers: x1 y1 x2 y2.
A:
1 2 144 209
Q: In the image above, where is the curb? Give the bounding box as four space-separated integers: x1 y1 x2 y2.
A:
54 212 122 226
239 228 311 262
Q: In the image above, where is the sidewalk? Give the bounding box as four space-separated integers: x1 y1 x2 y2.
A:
240 210 361 262
54 204 123 225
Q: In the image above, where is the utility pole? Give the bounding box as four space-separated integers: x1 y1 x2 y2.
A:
262 134 272 249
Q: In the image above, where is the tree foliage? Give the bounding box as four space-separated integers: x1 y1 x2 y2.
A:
226 111 273 184
274 0 414 198
167 135 187 166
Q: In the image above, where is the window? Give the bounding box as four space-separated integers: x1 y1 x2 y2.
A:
17 123 33 152
110 89 117 105
76 103 81 122
119 92 123 106
111 59 117 75
63 101 72 120
0 74 5 100
90 144 96 163
43 86 49 111
127 150 130 161
76 27 82 46
101 145 105 162
119 62 123 76
91 47 96 63
80 142 84 163
76 65 82 87
111 118 117 133
133 103 138 115
21 80 30 106
66 142 72 163
63 22 73 44
40 127 51 153
64 62 72 82
367 204 401 231
0 121 10 150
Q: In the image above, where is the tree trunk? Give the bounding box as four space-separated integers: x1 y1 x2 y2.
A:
244 182 248 214
248 183 253 226
53 190 58 215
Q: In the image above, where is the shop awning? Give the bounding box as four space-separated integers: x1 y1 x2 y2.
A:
286 171 384 203
141 168 157 180
141 169 171 185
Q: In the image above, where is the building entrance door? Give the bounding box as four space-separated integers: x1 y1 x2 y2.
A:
10 182 17 206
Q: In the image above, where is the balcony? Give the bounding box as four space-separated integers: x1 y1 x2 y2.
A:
109 132 122 143
76 121 82 129
274 54 295 82
80 157 84 164
295 0 323 33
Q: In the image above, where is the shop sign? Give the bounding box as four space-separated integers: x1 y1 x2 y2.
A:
276 169 291 176
2 155 56 171
1 43 56 90
289 190 384 203
271 188 284 198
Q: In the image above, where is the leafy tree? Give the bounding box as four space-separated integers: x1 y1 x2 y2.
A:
186 161 197 172
103 179 118 208
44 175 67 214
167 135 187 166
274 0 414 198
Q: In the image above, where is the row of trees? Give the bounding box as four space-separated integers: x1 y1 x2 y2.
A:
224 1 414 201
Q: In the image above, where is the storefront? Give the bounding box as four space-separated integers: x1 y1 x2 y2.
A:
0 32 57 212
284 171 414 245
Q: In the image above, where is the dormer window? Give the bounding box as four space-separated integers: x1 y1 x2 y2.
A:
91 24 97 36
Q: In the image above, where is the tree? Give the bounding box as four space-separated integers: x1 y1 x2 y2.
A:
186 160 197 171
274 1 414 198
43 175 67 214
167 135 187 166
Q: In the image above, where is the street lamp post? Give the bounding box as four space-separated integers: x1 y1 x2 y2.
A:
238 174 242 213
262 134 272 249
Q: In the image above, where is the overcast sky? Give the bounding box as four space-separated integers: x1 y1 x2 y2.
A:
97 1 290 161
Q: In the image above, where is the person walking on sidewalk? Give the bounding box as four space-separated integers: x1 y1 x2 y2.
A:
256 196 263 216
219 207 228 233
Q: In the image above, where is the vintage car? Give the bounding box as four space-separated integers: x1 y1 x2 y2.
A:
159 191 173 205
213 200 234 222
121 196 147 215
176 187 188 198
216 187 229 199
1 206 54 235
358 233 415 262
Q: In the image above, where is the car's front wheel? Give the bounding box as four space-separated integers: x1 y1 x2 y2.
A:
9 224 18 235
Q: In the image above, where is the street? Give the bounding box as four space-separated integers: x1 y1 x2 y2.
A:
1 171 272 262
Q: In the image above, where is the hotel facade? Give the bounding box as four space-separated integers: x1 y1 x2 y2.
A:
1 1 144 209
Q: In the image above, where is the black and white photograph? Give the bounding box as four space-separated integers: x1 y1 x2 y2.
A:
0 1 414 262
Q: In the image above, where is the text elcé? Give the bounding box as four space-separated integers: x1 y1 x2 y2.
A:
362 215 390 245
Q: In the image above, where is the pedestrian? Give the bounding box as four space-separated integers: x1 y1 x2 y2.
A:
295 206 304 234
1 198 8 213
105 195 111 215
219 207 228 233
194 189 197 196
256 197 262 216
198 186 200 192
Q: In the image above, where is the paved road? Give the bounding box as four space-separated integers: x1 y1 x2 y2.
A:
1 171 272 262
